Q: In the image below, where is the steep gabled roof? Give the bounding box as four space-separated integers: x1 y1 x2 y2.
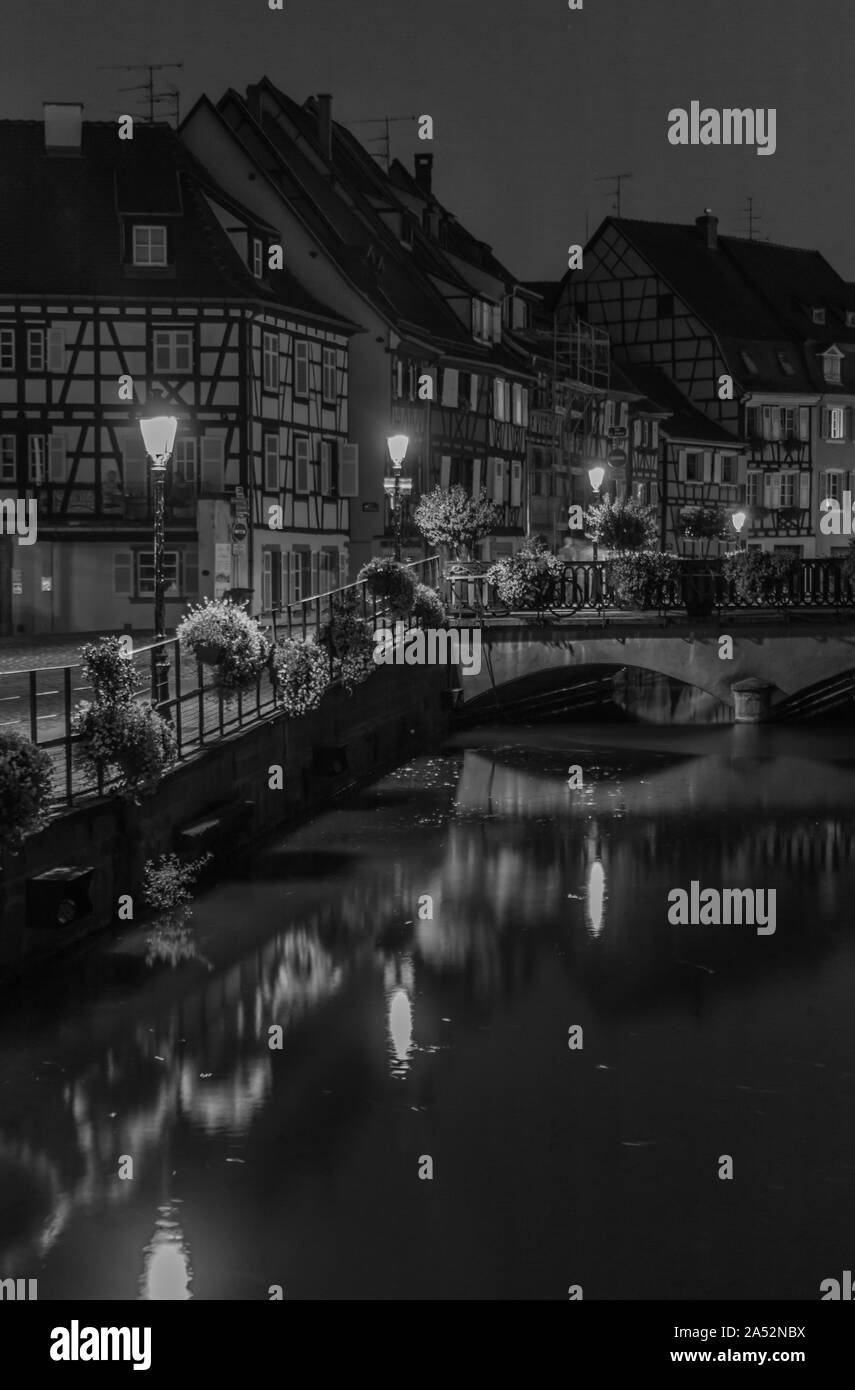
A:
617 362 742 445
0 118 350 327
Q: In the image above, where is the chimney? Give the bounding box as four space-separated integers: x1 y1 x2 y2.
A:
317 93 332 161
44 102 83 155
695 208 718 251
414 152 433 197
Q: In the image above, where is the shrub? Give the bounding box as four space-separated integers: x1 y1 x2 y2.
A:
177 598 271 693
840 541 855 592
0 731 54 850
721 549 799 604
606 550 682 609
487 546 565 611
678 505 728 542
586 496 658 552
357 556 417 617
319 593 376 694
270 637 330 716
73 699 177 800
412 582 446 627
79 636 138 703
413 485 502 556
142 851 213 913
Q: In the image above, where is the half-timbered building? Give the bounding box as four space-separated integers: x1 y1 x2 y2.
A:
557 212 855 557
0 106 353 635
181 82 536 570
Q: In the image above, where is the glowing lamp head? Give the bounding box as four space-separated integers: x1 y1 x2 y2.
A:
387 433 409 469
731 510 747 534
140 413 178 464
588 465 605 493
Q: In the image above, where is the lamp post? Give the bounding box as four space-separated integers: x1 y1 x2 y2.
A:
139 398 178 712
383 433 410 562
731 509 747 551
587 464 605 563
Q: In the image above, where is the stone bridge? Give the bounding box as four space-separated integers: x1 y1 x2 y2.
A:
459 616 855 719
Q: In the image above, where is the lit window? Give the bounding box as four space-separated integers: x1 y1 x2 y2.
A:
262 332 279 392
133 225 167 266
322 347 337 404
152 329 192 373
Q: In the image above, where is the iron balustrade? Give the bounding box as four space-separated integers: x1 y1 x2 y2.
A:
0 556 442 810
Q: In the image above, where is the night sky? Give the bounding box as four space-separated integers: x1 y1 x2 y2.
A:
4 0 853 280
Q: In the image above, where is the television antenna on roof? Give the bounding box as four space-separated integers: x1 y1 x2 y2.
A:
99 63 184 126
342 114 418 170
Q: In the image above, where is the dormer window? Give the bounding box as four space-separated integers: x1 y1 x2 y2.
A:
822 346 843 383
132 225 167 267
251 237 264 278
811 306 826 325
740 349 758 375
473 298 500 343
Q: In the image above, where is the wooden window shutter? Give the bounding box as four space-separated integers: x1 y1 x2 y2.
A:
200 436 224 491
822 407 831 439
48 433 68 483
703 450 713 483
440 456 451 490
677 448 687 482
712 451 722 483
394 361 403 398
470 374 479 411
442 367 459 407
798 406 810 441
472 458 482 495
800 472 811 508
338 443 359 497
510 461 522 507
633 419 641 447
47 328 65 373
618 401 628 431
846 408 855 440
490 304 501 342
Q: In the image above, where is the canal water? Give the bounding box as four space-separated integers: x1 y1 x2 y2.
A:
2 722 855 1301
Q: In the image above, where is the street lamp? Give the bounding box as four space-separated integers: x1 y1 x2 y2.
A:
139 396 178 711
731 509 747 551
587 464 605 563
383 433 410 562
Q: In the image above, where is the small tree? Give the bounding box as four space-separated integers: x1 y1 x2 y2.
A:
678 505 728 555
0 731 54 850
585 496 658 552
414 485 503 560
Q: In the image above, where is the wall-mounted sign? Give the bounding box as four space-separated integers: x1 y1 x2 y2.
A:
607 426 628 440
362 502 380 512
607 449 627 466
232 519 248 543
12 568 22 596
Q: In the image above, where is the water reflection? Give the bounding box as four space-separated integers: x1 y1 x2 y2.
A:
3 729 855 1298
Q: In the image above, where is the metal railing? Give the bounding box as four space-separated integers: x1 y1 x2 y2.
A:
0 556 442 809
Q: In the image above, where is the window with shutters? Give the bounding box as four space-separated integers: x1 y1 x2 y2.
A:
27 328 45 372
173 438 197 485
685 450 704 482
825 406 845 440
823 470 843 501
779 473 798 508
812 306 826 325
133 225 167 266
0 328 14 371
0 436 15 481
294 340 309 397
472 299 490 342
262 332 279 392
746 406 760 437
720 454 737 485
294 436 309 493
264 434 280 492
319 547 338 592
200 437 224 493
137 550 180 596
262 547 283 611
289 547 311 602
510 461 522 507
512 383 526 426
322 347 337 404
746 472 762 506
152 328 192 373
822 350 842 383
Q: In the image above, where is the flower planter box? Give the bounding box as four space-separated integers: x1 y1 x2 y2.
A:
192 643 224 666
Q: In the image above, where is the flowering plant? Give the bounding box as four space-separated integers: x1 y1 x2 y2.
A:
606 550 681 609
319 593 376 694
142 851 213 913
72 699 177 800
177 598 271 693
269 637 330 716
487 546 565 611
79 636 139 703
413 485 502 557
721 549 798 604
412 582 446 627
585 496 658 551
357 556 417 617
0 730 54 850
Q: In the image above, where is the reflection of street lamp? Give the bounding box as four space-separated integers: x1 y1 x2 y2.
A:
586 858 606 938
731 509 747 551
139 397 178 711
383 433 410 561
587 464 605 564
